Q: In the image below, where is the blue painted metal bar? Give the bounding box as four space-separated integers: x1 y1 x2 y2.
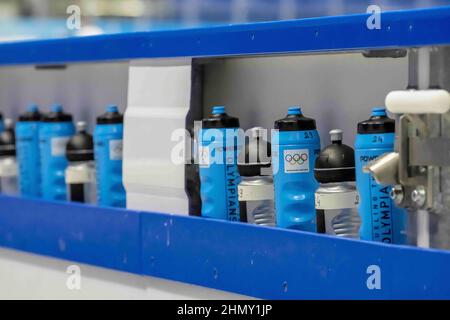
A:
0 195 450 299
0 195 141 274
0 6 450 66
140 212 450 299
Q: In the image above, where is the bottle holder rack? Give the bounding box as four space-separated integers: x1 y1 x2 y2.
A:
1 6 450 298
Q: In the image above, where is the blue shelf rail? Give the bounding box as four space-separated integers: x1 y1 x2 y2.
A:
1 194 450 299
0 6 449 65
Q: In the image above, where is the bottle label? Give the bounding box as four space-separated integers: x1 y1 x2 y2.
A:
109 139 123 160
369 181 394 243
0 160 18 177
283 149 309 173
355 143 404 243
315 191 359 210
65 166 95 184
226 164 240 221
51 136 71 156
238 183 274 201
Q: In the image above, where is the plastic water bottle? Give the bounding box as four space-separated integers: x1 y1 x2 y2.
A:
238 127 275 226
65 121 96 203
93 105 126 207
39 104 75 201
199 106 241 221
315 129 360 238
272 106 321 231
16 105 42 197
0 119 18 195
355 107 407 244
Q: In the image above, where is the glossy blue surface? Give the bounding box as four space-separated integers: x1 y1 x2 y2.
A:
355 132 408 244
0 195 140 273
39 120 75 201
199 127 241 221
94 122 126 208
0 7 450 65
16 120 41 197
272 129 320 231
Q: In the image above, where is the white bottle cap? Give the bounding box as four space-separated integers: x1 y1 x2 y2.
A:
4 118 13 129
76 121 87 132
329 129 343 142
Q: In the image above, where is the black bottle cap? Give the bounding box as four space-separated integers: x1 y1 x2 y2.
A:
238 127 271 177
42 104 72 122
19 105 42 122
97 105 123 125
357 107 395 134
314 129 355 183
202 106 239 129
0 119 16 157
66 121 94 162
274 106 316 131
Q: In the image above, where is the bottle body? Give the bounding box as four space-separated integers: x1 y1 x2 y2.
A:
238 176 275 226
272 130 320 231
199 127 241 221
39 122 75 200
66 161 96 203
0 156 18 195
315 182 360 238
94 123 126 207
16 121 41 197
355 133 407 244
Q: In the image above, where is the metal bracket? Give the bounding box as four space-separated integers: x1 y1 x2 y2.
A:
409 137 450 166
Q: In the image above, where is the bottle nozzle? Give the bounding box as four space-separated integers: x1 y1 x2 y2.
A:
371 107 387 117
76 121 87 132
4 118 13 129
106 105 119 113
51 104 63 113
27 104 39 113
288 106 302 115
212 106 225 115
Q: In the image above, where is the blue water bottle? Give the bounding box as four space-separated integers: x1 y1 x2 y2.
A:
93 105 126 207
199 106 241 221
355 107 407 244
39 104 75 201
16 105 42 197
272 106 321 231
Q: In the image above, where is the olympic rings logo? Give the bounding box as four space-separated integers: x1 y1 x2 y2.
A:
285 153 308 165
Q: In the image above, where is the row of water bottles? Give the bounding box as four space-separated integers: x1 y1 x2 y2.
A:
0 104 126 208
199 105 407 244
